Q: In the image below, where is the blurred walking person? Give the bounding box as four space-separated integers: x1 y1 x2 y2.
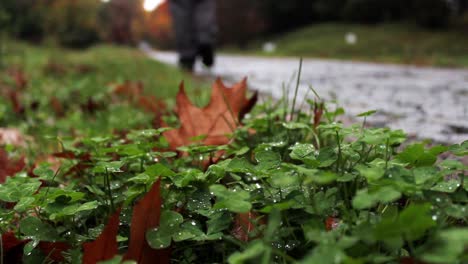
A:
169 0 217 72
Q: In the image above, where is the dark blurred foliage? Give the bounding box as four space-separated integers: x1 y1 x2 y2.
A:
217 0 267 48
259 0 318 33
45 0 101 48
0 0 467 48
411 0 452 28
99 0 145 45
215 0 467 45
0 0 45 42
0 0 144 48
313 0 348 21
215 0 468 47
259 0 466 32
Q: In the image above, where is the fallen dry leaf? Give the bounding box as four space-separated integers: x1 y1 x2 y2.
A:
124 178 170 264
82 209 121 264
33 154 63 174
8 68 28 90
1 232 30 264
325 217 340 231
0 148 26 183
8 89 25 115
50 96 65 117
0 128 26 147
232 212 266 242
112 81 167 128
113 81 144 102
38 241 71 262
164 78 257 149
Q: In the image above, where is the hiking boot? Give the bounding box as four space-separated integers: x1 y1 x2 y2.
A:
198 44 214 67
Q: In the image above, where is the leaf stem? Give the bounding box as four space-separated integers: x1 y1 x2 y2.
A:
105 168 115 212
335 131 342 173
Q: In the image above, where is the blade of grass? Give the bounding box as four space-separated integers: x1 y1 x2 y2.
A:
290 58 303 122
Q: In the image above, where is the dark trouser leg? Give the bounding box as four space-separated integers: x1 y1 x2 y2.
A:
194 0 217 67
169 0 197 70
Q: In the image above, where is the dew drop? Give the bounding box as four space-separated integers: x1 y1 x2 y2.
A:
432 215 438 221
191 221 196 226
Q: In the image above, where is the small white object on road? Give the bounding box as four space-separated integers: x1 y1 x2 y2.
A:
263 42 277 53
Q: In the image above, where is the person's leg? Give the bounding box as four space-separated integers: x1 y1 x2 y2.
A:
194 0 217 67
169 0 197 71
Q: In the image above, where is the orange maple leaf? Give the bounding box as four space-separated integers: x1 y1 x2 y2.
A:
164 78 257 149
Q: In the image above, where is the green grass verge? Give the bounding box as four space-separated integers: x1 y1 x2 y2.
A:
228 23 468 68
0 41 209 154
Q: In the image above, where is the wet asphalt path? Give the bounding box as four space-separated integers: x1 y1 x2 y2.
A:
144 47 468 144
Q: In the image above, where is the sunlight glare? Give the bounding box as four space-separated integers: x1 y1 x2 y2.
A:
144 0 164 12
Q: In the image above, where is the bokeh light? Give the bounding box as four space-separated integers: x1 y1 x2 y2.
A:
144 0 164 12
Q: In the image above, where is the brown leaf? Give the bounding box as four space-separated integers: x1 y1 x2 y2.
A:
32 155 62 175
164 78 257 149
8 90 25 115
59 152 92 177
80 97 104 115
1 232 30 264
38 241 71 262
0 148 26 183
325 217 340 231
82 209 121 264
138 95 166 114
74 64 95 75
51 96 65 117
112 81 166 128
313 102 324 130
400 257 428 264
53 151 77 159
232 212 266 242
113 81 144 102
0 128 27 147
8 68 28 90
124 178 170 264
